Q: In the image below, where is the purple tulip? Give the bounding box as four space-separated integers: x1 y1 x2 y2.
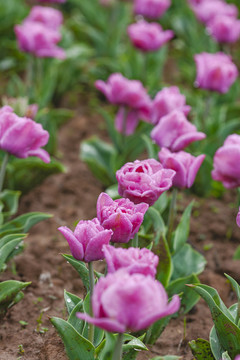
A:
58 218 113 263
0 106 50 162
103 245 159 277
97 193 148 243
194 52 238 94
134 0 171 19
207 15 240 44
151 86 191 125
116 159 175 206
236 208 240 228
95 73 151 110
127 21 174 52
26 6 63 30
190 0 237 25
212 134 240 189
158 148 205 189
15 21 65 59
95 73 151 135
76 270 180 333
151 110 206 152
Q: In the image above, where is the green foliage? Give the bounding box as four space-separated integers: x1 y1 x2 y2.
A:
189 339 215 360
0 189 20 224
0 280 31 320
62 254 90 291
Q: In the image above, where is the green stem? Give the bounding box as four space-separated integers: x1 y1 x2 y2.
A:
132 233 138 248
167 188 178 249
88 261 95 344
0 153 9 193
112 333 124 360
27 55 34 100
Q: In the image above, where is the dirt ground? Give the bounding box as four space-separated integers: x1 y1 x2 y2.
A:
0 102 239 360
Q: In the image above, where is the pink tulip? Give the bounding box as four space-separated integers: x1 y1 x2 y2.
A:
15 21 65 59
134 0 171 19
77 270 180 332
236 208 240 228
0 106 50 162
26 6 63 30
103 245 159 276
151 86 191 125
97 193 148 243
151 110 206 152
95 73 151 135
116 158 176 206
212 134 240 189
58 218 113 263
127 21 174 52
194 52 238 94
158 148 205 188
190 0 237 25
207 15 240 44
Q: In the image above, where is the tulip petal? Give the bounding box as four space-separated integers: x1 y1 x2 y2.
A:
76 312 126 333
58 226 84 260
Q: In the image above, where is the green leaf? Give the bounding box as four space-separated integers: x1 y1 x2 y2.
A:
0 237 24 271
62 254 89 291
190 284 240 358
80 136 117 187
171 244 206 280
0 212 52 237
167 274 200 314
0 189 21 222
0 280 31 319
172 201 194 253
64 290 82 315
141 134 158 159
51 317 95 360
225 274 240 304
0 233 26 249
145 316 171 345
154 234 172 287
209 326 225 360
68 300 85 335
146 207 166 244
233 245 240 260
151 356 182 360
105 183 119 200
188 339 215 360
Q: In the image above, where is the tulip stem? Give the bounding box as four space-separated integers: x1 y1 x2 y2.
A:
112 332 124 360
132 233 138 248
0 153 9 193
167 188 178 249
88 261 95 344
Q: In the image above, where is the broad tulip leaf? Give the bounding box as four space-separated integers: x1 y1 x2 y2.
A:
0 237 24 271
190 284 240 358
0 233 26 249
68 300 84 334
209 326 225 360
62 254 89 291
51 317 95 360
80 136 117 187
145 315 171 345
147 207 166 243
64 290 82 315
225 274 240 304
172 201 194 253
0 212 52 237
154 234 172 287
0 280 31 319
98 108 121 152
188 338 214 360
141 134 159 159
0 189 20 223
171 244 206 280
167 274 200 314
222 351 231 360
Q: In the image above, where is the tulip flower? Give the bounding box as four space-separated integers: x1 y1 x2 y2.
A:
194 52 238 94
151 86 191 125
103 245 159 277
190 0 237 25
127 21 174 52
58 218 112 262
236 208 240 228
134 0 171 19
158 148 205 189
212 134 240 189
26 6 63 30
95 73 151 135
0 106 50 162
15 21 65 59
76 270 180 333
97 193 148 243
116 158 175 206
151 110 206 152
207 15 240 44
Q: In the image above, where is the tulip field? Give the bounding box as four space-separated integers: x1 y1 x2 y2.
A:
1 0 240 359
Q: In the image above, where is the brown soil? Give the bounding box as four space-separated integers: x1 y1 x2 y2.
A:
0 103 239 360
